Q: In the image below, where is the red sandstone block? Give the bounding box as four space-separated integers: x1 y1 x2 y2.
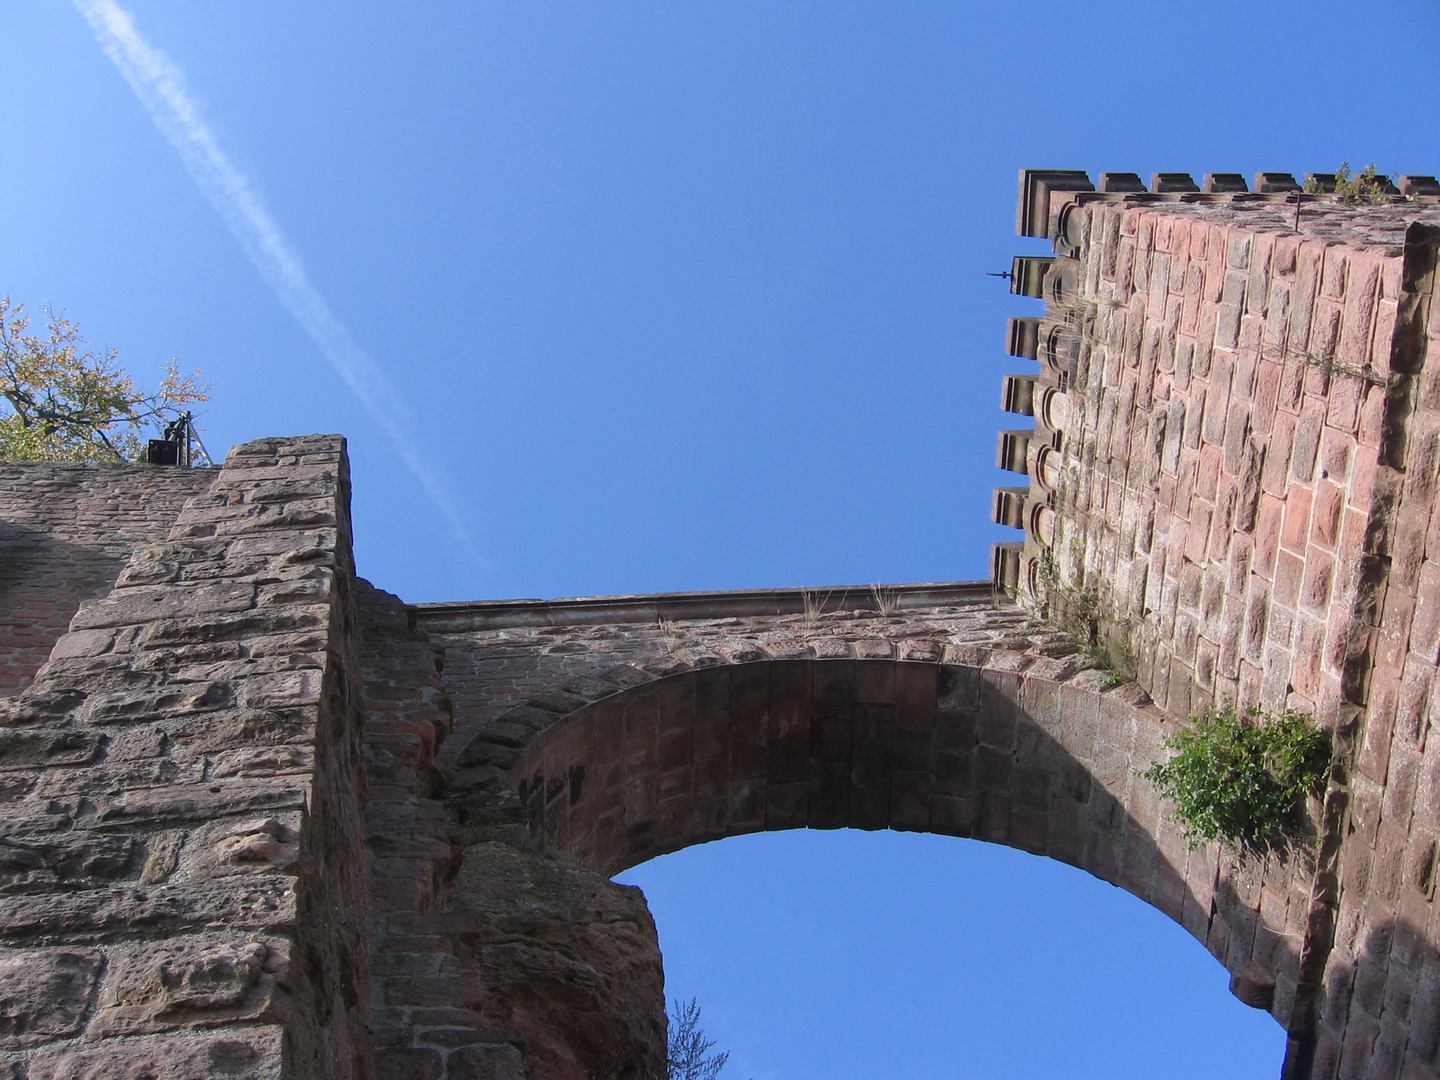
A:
1083 830 1124 888
1339 1010 1382 1080
384 976 486 1009
929 793 973 838
1274 551 1305 609
1359 384 1388 450
1253 494 1285 580
1185 504 1214 564
1202 229 1226 303
1323 601 1356 675
1233 348 1260 403
1280 484 1315 554
889 770 932 832
1210 482 1240 563
657 761 693 805
1358 679 1400 788
1340 252 1382 351
375 1049 444 1080
1393 507 1431 595
727 660 768 723
1372 295 1401 371
1006 806 1047 855
1203 360 1236 446
371 870 435 914
851 660 895 706
1247 232 1275 310
1180 271 1203 337
1290 616 1326 700
894 662 937 726
1292 397 1327 483
1410 563 1440 664
1377 591 1418 676
1262 414 1298 498
1406 415 1440 513
1325 374 1364 435
1275 345 1307 414
1319 246 1349 299
1252 361 1283 437
655 676 695 735
1396 656 1436 747
656 719 694 772
1318 426 1355 484
1301 550 1337 615
1195 635 1221 689
1309 480 1345 552
1187 218 1210 262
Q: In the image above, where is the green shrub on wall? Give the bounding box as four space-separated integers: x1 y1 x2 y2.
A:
1144 704 1332 851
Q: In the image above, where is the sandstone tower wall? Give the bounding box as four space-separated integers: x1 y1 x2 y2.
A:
993 171 1440 1078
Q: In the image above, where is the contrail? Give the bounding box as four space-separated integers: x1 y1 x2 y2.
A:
73 0 475 551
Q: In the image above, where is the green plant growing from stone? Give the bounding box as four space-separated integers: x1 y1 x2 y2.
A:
800 586 835 626
869 583 901 617
1303 162 1390 204
659 618 685 655
1030 546 1135 687
1144 703 1331 851
1296 347 1385 387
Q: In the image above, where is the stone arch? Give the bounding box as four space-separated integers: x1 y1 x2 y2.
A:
499 657 1298 1022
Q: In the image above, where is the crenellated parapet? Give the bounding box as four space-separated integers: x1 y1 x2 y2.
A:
992 166 1440 609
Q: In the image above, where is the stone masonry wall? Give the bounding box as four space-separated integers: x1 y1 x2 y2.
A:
0 463 214 695
358 582 665 1080
414 587 1313 1036
0 435 370 1080
1005 186 1440 1077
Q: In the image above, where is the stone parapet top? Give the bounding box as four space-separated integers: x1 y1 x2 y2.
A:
1067 190 1440 255
412 580 994 631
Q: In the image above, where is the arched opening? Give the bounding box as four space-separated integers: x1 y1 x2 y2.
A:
618 828 1286 1077
510 658 1301 1032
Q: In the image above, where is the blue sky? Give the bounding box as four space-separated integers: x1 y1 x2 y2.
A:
7 1 1440 1075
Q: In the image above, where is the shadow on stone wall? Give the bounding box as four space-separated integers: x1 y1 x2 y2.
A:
1277 916 1440 1080
494 660 1308 1059
0 523 129 695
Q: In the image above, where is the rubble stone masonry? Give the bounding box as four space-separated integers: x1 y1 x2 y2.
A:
0 437 369 1079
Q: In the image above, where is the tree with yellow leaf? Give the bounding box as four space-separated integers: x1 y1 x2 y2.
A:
0 297 209 463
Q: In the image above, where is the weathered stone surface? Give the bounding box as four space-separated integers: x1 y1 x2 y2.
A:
0 877 297 941
0 436 370 1078
88 935 288 1036
28 1026 285 1080
0 947 102 1046
0 833 134 893
453 843 665 1080
186 814 303 879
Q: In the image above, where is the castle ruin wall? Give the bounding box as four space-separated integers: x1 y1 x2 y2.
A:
0 436 370 1080
0 464 214 696
995 173 1440 1079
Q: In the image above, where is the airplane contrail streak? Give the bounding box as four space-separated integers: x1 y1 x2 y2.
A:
73 0 475 551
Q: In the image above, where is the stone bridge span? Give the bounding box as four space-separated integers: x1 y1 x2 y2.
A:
409 586 1314 1048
